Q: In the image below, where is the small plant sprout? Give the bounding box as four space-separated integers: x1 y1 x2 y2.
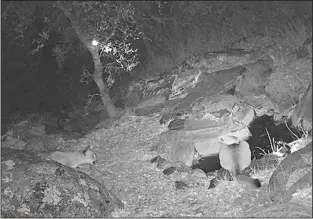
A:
285 119 312 153
265 128 285 157
255 146 268 156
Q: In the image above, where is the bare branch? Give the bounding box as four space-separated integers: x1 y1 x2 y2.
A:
103 5 120 44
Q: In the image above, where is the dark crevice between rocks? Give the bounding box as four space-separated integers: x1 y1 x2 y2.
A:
247 114 304 160
191 154 221 174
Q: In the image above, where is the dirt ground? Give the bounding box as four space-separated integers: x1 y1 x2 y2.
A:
82 111 312 217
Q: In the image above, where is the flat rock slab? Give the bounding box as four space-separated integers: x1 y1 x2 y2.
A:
153 131 195 166
173 66 246 113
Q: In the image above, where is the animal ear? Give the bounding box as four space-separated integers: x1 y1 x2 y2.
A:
83 146 91 155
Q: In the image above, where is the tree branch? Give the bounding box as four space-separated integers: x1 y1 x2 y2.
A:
57 1 122 47
103 5 121 44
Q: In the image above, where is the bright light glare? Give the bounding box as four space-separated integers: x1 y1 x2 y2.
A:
91 39 99 46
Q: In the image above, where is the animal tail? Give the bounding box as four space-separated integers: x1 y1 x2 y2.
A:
235 174 261 188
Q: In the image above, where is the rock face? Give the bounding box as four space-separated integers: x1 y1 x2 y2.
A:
265 58 312 113
169 66 246 115
1 148 123 218
237 59 273 98
127 41 312 123
268 141 312 203
291 83 312 128
127 42 312 185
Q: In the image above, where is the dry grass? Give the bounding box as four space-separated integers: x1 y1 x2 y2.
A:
136 2 312 78
84 110 312 217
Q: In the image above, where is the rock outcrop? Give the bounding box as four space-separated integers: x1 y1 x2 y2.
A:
1 148 123 218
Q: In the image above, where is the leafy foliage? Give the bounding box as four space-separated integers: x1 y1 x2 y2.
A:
2 2 57 47
2 1 143 87
1 1 36 43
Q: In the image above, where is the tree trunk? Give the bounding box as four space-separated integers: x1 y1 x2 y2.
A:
57 2 117 118
89 46 117 118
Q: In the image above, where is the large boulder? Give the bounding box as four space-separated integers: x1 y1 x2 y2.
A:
268 141 312 203
1 148 123 218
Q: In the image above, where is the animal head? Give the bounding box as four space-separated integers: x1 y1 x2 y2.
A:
219 134 239 145
83 146 97 165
